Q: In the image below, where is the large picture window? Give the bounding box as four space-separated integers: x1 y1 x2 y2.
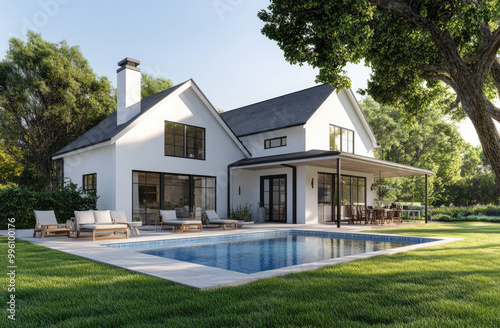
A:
132 171 215 224
164 121 205 160
329 125 354 153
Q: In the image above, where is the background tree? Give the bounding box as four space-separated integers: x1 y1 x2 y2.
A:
141 73 173 99
361 97 463 206
0 141 22 186
0 32 115 189
258 0 500 192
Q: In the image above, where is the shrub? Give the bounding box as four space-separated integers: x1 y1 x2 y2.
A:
0 181 98 229
230 204 253 222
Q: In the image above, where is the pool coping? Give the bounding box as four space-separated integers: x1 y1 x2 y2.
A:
1 225 462 290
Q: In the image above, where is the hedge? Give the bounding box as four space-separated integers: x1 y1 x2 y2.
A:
0 182 97 229
432 214 500 223
430 205 500 218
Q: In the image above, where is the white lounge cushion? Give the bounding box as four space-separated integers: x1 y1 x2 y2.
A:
209 219 238 224
110 210 129 223
162 220 201 226
160 210 178 222
34 210 58 227
74 210 95 225
94 210 113 224
80 224 128 230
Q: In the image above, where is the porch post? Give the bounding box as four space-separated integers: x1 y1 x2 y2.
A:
337 158 341 228
227 165 231 217
425 174 428 224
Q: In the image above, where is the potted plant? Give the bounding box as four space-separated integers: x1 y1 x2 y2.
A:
230 204 254 227
257 202 266 223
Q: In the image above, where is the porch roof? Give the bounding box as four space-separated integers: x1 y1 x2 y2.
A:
229 150 434 178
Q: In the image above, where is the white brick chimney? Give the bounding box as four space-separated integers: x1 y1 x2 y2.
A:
117 58 141 125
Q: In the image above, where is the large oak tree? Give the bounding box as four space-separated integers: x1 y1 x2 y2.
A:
258 0 500 191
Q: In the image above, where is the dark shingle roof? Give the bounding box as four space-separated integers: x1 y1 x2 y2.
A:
54 81 188 156
220 84 334 137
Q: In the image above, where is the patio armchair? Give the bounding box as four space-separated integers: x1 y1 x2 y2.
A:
205 210 238 230
74 210 129 241
33 210 72 238
159 210 202 232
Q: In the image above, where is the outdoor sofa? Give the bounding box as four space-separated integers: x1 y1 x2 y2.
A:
73 210 129 241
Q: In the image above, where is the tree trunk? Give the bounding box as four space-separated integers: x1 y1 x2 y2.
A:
462 95 500 194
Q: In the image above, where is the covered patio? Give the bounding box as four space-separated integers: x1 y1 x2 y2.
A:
228 150 434 227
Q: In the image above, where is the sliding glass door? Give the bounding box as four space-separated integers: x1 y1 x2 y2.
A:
318 173 366 222
133 171 216 224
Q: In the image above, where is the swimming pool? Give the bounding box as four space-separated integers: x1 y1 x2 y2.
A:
108 230 435 274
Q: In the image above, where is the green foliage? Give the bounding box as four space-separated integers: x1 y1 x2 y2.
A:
0 180 97 229
230 204 253 221
432 214 500 223
259 1 500 192
361 97 463 205
0 141 22 185
141 73 173 99
430 205 500 218
0 31 115 189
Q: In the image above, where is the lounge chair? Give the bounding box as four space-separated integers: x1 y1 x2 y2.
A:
74 210 129 241
159 210 202 232
205 210 238 230
33 210 71 238
111 210 142 236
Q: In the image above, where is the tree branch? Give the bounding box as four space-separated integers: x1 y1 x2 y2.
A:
424 73 458 90
489 103 500 123
491 59 500 97
475 27 500 84
421 64 449 74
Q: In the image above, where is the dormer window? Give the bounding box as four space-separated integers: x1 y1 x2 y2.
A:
330 125 354 153
264 136 287 149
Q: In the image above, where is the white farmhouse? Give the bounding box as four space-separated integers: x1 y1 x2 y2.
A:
53 58 433 226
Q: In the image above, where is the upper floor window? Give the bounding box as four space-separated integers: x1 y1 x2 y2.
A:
264 136 287 149
164 121 205 160
329 125 354 153
83 173 97 191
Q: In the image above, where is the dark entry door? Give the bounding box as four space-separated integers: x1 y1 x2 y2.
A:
261 175 287 222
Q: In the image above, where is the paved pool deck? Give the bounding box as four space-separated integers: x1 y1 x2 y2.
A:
1 222 461 290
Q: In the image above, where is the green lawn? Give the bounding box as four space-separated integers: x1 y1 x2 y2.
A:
1 223 499 327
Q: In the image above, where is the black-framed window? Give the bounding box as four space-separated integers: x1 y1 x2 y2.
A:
132 170 216 224
83 173 97 191
264 136 287 149
164 121 205 160
329 125 354 153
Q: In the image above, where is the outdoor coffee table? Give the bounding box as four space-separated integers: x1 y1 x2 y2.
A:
129 222 142 236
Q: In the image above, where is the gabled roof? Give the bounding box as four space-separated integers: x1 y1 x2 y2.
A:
220 84 334 137
53 81 188 157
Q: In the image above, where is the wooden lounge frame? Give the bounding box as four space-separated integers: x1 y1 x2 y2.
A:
162 220 203 233
77 226 129 241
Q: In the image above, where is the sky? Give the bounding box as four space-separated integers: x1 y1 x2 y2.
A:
0 0 483 146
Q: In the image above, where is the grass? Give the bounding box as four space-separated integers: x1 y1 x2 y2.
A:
1 222 499 327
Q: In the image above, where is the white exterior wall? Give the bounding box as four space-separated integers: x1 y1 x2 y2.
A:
231 167 293 223
239 126 306 158
114 87 246 219
305 90 375 157
62 144 116 211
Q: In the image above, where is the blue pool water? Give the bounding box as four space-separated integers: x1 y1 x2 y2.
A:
108 231 433 274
